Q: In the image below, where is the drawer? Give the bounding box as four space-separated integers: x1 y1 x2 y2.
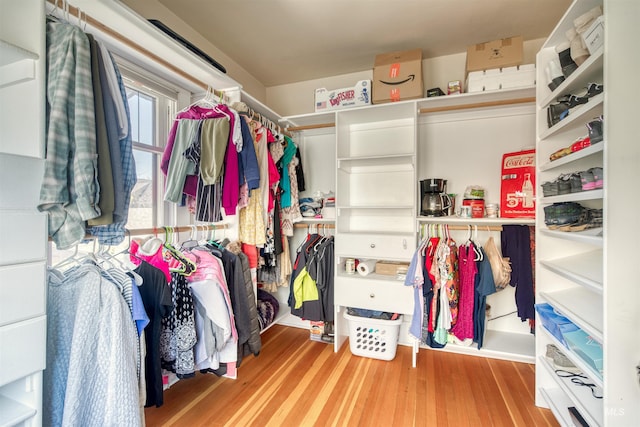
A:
0 262 46 327
0 211 47 265
0 316 46 387
335 232 415 260
335 277 414 314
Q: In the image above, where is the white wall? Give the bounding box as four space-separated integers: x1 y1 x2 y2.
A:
267 38 546 117
121 0 267 102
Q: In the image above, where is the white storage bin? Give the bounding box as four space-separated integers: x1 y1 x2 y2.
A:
344 311 402 361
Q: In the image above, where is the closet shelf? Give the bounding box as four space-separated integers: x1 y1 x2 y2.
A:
0 394 37 427
540 189 603 204
338 153 414 164
0 39 38 66
539 48 604 109
539 228 602 246
336 269 406 283
416 86 535 113
540 250 603 294
541 325 603 387
429 330 535 364
0 40 38 89
336 204 415 210
539 356 603 427
539 143 604 172
280 111 335 129
539 93 604 140
417 216 535 226
539 288 603 342
539 387 578 427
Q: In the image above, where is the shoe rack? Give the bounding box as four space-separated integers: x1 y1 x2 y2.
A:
535 0 640 425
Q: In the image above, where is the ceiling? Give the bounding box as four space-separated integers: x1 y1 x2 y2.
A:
153 0 572 87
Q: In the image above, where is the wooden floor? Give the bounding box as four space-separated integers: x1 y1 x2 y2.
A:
145 325 558 427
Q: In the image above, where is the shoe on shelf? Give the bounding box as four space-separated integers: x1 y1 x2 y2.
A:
590 167 603 189
579 169 596 191
546 344 582 373
569 173 583 193
585 83 603 98
541 180 559 197
587 116 604 144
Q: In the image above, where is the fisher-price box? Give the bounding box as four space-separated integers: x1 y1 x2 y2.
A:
315 80 371 112
500 149 536 218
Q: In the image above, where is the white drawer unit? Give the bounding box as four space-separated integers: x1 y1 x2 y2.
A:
0 262 46 327
0 211 47 266
0 316 46 387
335 276 413 314
334 232 416 261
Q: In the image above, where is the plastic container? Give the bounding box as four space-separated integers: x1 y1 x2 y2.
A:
344 312 402 361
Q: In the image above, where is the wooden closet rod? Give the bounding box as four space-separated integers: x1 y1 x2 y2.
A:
418 97 535 115
47 0 217 96
286 122 336 132
294 223 335 229
48 224 227 242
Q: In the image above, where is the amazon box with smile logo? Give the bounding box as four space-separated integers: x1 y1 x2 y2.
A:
372 49 423 104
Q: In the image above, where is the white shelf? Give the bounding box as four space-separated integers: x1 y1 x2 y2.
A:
0 40 38 89
417 216 535 225
541 189 603 204
337 205 415 210
541 325 603 387
539 387 578 427
428 330 535 364
540 289 603 342
297 218 336 224
540 93 604 140
417 86 536 111
280 110 335 128
539 143 604 172
540 356 602 427
337 153 414 166
0 39 38 67
539 48 604 109
336 269 406 283
0 394 37 427
539 228 603 246
540 250 603 294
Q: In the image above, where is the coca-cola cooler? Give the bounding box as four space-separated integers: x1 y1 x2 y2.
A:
500 149 535 218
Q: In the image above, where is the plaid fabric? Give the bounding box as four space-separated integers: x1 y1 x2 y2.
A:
87 51 137 245
39 21 100 249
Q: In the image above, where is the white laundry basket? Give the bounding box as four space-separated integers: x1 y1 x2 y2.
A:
344 311 402 361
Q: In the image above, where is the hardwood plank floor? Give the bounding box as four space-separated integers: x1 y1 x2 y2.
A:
145 325 558 427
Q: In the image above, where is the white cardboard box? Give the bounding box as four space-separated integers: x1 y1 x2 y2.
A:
315 80 371 112
582 15 604 55
467 64 535 93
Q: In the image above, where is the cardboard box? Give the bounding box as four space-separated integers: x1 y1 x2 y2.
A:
466 36 523 75
582 15 604 55
500 149 536 218
315 80 371 112
372 49 423 104
375 261 410 276
309 321 324 342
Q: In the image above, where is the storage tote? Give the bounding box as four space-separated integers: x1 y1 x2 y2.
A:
344 311 402 361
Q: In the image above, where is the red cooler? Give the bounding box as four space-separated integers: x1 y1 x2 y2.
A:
500 149 536 218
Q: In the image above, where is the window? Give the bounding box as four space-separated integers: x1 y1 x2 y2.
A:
124 73 177 229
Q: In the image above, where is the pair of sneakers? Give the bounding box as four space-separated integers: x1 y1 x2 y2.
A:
547 83 604 128
546 344 581 373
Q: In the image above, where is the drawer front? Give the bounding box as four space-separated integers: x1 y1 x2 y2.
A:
0 211 47 265
0 262 46 327
0 316 46 387
335 277 414 314
335 233 416 260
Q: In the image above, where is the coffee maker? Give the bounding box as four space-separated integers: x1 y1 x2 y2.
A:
420 178 451 216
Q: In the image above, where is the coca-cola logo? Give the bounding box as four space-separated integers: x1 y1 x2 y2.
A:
504 154 535 169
